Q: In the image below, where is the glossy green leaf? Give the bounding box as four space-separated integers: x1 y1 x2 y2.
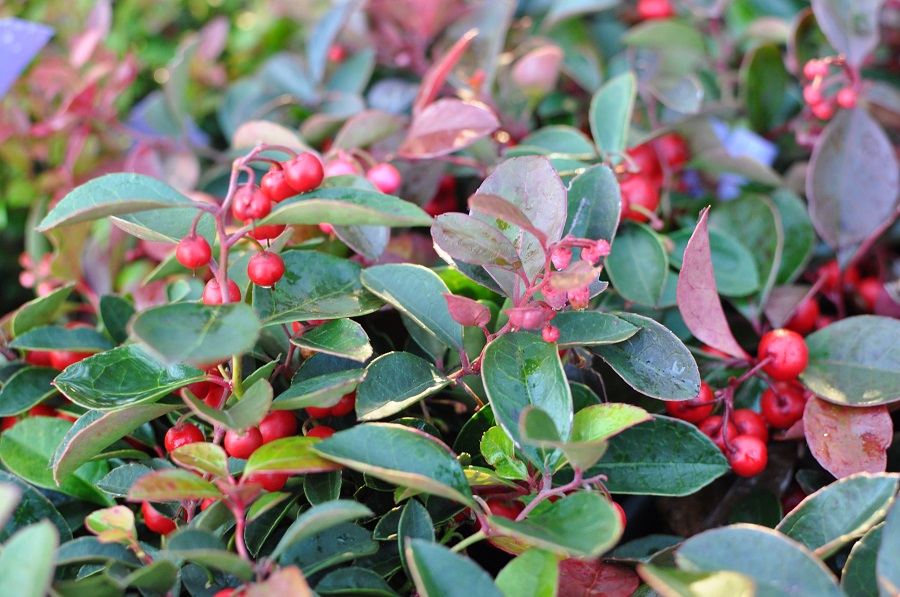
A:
273 368 365 410
278 522 377 575
481 426 529 481
771 189 815 285
878 500 900 596
589 72 636 158
54 536 141 568
741 44 789 133
10 284 74 337
53 345 204 409
123 559 179 593
729 490 783 528
399 499 435 574
0 417 111 505
361 264 464 350
669 227 760 297
676 525 843 596
565 164 621 245
0 521 58 597
271 500 373 561
9 325 113 352
313 423 473 505
0 472 70 542
291 319 372 362
623 19 706 52
37 173 195 231
96 463 156 497
262 187 432 227
130 302 260 366
842 522 882 597
638 564 755 597
593 416 729 496
552 311 638 348
254 250 382 326
127 469 222 502
606 223 669 305
316 566 400 596
112 206 216 244
777 473 899 558
407 539 505 597
305 471 342 506
356 352 451 421
99 295 135 346
495 548 559 597
165 530 256 580
802 316 900 406
0 367 58 416
52 402 181 483
183 378 272 432
243 436 341 477
482 332 572 467
521 125 597 156
171 443 230 478
591 313 700 400
489 492 622 557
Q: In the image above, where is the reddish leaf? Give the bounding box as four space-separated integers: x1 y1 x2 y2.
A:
803 396 892 479
399 98 499 159
764 285 815 329
245 566 313 597
557 558 641 597
505 305 555 330
442 293 491 328
468 193 547 245
676 208 750 359
127 469 222 502
412 29 478 115
511 45 563 95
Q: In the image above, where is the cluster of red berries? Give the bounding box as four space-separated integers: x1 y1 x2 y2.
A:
802 58 857 121
667 328 809 478
305 391 356 426
621 133 690 224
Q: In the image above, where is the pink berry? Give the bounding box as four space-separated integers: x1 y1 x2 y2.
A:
366 163 402 194
836 87 857 109
542 325 561 343
324 159 358 177
551 247 572 270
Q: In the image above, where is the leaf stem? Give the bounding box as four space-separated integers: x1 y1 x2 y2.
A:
450 530 486 553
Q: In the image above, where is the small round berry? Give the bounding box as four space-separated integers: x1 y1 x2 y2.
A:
665 381 715 424
760 382 806 429
803 59 828 79
324 159 358 177
141 501 177 535
200 497 217 511
758 329 808 380
366 163 402 194
626 143 662 185
223 427 264 459
731 408 769 443
330 392 356 417
164 423 205 453
247 223 287 241
486 499 524 520
542 325 561 343
306 405 333 419
203 384 229 409
213 589 236 597
856 277 882 312
803 85 823 106
182 380 211 401
28 404 56 418
727 435 768 477
818 260 860 295
232 187 272 222
612 501 626 528
319 223 335 235
836 87 857 109
307 425 336 439
551 247 572 270
247 251 285 287
49 350 93 370
637 0 675 20
24 350 53 367
328 44 346 63
811 101 834 120
259 410 298 443
202 279 242 305
656 133 690 171
176 235 212 269
260 167 296 203
283 153 325 194
698 415 737 453
620 174 660 223
245 471 289 491
784 297 820 335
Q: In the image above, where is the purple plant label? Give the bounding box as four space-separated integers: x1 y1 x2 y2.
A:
0 18 54 100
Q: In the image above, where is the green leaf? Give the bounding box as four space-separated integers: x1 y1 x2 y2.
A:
52 402 181 483
273 368 365 410
271 500 373 561
183 378 272 432
37 173 196 231
254 250 382 326
291 319 372 362
771 189 815 285
552 311 638 348
316 567 400 597
356 352 451 421
675 525 843 596
801 316 900 406
842 522 882 597
10 283 74 337
96 463 156 497
606 223 669 306
495 548 559 597
741 44 789 133
171 443 230 478
0 367 58 416
729 490 783 528
111 206 216 244
638 564 756 597
407 539 505 597
123 559 179 593
481 426 529 481
489 492 622 557
128 469 222 502
0 471 70 542
399 499 435 574
776 473 899 558
312 423 474 505
482 332 572 468
165 530 256 580
593 416 729 496
305 471 342 506
668 227 761 297
623 19 706 53
0 417 111 505
564 164 621 245
130 302 260 366
0 521 58 597
243 436 341 477
591 313 701 400
99 295 136 345
521 125 597 156
589 72 636 158
878 500 900 596
262 186 432 227
53 345 204 409
9 326 114 352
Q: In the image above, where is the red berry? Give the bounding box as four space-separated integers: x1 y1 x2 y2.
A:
182 380 211 401
731 408 769 443
202 279 242 305
803 85 823 106
698 416 737 453
328 44 346 63
551 247 572 270
213 590 236 597
223 427 264 459
247 223 287 241
620 174 660 223
330 392 356 417
656 133 690 171
200 498 217 511
727 434 768 477
626 143 662 184
141 501 177 535
665 382 715 424
612 501 626 528
306 405 333 419
259 410 297 443
164 423 205 453
366 163 402 194
760 382 806 429
758 329 808 380
28 404 56 418
24 350 53 367
244 471 289 491
176 235 212 269
307 425 336 439
49 350 93 370
1 417 17 431
247 251 285 287
637 0 675 20
784 297 820 335
203 384 229 409
283 153 324 194
811 101 834 120
232 187 272 222
542 325 561 343
836 87 857 109
486 499 524 520
818 260 860 295
260 167 296 203
856 277 882 312
803 59 828 79
324 159 358 177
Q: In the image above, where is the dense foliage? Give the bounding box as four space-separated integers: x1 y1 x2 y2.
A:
1 0 900 595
